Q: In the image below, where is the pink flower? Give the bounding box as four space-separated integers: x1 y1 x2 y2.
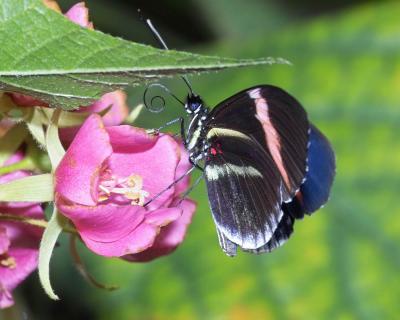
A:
64 2 94 29
7 93 47 108
123 199 196 262
59 90 129 145
55 115 196 259
7 90 129 147
0 153 44 309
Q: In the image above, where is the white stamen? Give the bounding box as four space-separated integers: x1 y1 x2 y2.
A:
98 172 149 206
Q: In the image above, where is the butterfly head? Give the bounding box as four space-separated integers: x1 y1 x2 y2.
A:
185 94 204 114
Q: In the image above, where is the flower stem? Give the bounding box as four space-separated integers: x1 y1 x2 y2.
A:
69 235 119 291
0 213 78 235
0 158 35 175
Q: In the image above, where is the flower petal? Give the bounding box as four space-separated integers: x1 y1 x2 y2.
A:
108 135 180 210
0 245 39 308
3 150 24 166
0 168 28 185
64 2 93 29
144 207 182 227
0 162 44 231
0 286 13 309
42 0 62 12
59 90 129 146
88 90 129 127
173 140 192 198
55 115 112 206
106 125 157 153
82 222 158 257
0 221 42 308
57 199 145 244
7 93 47 107
0 153 44 308
0 226 10 254
123 199 196 262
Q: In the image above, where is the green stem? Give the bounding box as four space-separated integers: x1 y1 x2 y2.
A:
26 136 52 173
0 213 78 235
0 158 35 175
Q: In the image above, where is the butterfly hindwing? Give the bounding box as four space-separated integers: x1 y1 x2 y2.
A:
244 124 336 253
296 124 336 215
243 211 295 254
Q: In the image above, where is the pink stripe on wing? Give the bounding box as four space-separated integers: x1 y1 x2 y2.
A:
249 88 290 189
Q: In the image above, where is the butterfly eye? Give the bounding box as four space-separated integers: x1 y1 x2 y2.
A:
190 101 201 112
186 95 203 113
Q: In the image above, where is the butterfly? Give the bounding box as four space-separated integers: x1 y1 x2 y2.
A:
178 85 336 256
142 19 335 256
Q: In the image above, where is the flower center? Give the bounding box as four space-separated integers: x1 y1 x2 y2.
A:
98 170 149 206
0 254 16 269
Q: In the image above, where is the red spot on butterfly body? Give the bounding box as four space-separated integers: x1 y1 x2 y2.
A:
209 143 223 157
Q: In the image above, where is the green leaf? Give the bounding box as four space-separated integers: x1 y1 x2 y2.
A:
38 207 69 300
45 109 65 169
26 109 47 147
0 173 54 202
0 0 284 110
0 123 28 166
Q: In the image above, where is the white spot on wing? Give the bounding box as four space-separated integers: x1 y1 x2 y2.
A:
205 164 263 181
248 88 262 99
206 128 253 142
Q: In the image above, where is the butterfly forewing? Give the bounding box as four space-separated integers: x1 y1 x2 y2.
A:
205 132 285 250
204 85 310 252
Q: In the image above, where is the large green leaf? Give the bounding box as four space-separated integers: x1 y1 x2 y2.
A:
0 0 281 110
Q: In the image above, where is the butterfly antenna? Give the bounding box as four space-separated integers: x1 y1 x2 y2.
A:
142 13 195 95
143 83 185 113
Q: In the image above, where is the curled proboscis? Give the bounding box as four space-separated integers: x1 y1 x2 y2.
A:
143 83 184 113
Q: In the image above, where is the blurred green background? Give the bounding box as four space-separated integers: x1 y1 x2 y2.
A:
3 0 400 319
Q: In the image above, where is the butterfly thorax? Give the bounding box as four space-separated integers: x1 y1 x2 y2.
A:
184 94 210 163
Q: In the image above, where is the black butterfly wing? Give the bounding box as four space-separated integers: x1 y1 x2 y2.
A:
281 124 336 219
242 125 336 254
204 85 310 254
207 85 309 199
242 212 295 254
298 124 336 214
205 132 286 253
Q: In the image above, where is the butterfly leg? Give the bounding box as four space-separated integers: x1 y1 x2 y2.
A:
177 172 204 205
146 117 186 144
143 165 196 207
189 151 206 171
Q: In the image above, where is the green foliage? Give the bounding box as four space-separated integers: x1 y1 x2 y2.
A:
79 2 398 319
39 207 69 301
196 0 291 40
0 0 280 110
0 173 54 202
